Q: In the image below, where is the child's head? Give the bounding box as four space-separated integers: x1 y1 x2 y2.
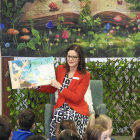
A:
86 124 111 140
132 119 140 138
83 114 113 140
95 114 113 135
60 120 78 135
0 115 12 140
17 109 35 130
58 129 80 140
26 135 46 140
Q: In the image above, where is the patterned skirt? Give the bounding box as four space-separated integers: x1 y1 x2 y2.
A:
50 102 89 138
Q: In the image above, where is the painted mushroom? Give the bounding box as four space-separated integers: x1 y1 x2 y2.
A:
62 0 69 3
7 28 19 35
62 22 75 27
21 28 30 34
61 30 69 42
20 35 30 41
113 15 122 22
49 2 58 11
46 21 54 35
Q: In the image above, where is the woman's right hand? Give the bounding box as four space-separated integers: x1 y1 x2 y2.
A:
28 83 38 89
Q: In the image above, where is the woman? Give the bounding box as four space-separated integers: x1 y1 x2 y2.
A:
31 44 91 138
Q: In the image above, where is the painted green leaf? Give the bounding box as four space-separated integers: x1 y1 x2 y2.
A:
17 43 26 51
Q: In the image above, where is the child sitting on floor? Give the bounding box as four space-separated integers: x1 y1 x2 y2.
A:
86 124 111 140
11 108 35 140
83 114 113 140
132 119 140 140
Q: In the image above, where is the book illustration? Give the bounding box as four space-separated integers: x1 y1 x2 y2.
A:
8 57 56 89
16 0 81 28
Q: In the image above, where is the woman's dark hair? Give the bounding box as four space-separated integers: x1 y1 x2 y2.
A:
65 44 86 75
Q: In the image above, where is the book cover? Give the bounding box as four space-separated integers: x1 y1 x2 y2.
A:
8 57 56 89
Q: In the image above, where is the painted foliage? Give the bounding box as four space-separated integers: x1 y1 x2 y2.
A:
0 0 140 57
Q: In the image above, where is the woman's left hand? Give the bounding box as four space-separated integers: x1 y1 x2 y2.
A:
50 79 62 89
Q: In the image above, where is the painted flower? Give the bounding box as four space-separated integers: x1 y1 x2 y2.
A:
128 35 131 38
77 28 81 32
83 19 86 22
50 43 53 46
56 39 59 42
90 43 93 47
109 42 113 46
76 39 79 42
0 23 5 30
56 43 58 46
126 38 130 42
5 43 10 47
99 44 102 47
55 34 59 38
86 16 91 20
46 38 49 42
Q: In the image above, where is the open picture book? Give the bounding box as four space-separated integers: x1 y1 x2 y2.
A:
8 57 56 89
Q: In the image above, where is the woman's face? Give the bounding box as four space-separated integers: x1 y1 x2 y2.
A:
100 129 111 140
67 50 80 69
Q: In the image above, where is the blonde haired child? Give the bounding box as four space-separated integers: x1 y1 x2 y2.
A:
83 114 113 140
132 119 140 140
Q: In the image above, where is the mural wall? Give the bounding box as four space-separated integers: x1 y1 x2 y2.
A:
0 0 140 57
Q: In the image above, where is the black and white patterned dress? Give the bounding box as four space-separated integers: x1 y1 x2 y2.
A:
50 74 89 138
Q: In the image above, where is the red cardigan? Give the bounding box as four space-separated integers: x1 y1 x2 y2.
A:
37 65 91 116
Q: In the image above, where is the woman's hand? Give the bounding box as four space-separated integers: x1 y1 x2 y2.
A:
50 79 62 89
28 83 38 89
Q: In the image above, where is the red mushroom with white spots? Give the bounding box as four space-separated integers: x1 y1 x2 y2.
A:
49 2 58 11
61 30 69 42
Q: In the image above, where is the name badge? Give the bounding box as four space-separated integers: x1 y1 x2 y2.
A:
73 77 79 80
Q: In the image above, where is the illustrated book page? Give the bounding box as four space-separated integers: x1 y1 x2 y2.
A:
8 57 55 89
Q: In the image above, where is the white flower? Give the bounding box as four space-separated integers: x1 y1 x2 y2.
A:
76 39 79 42
126 38 130 42
90 43 93 47
109 42 113 46
83 19 86 22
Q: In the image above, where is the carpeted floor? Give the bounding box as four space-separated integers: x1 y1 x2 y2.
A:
45 136 133 140
111 136 132 140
